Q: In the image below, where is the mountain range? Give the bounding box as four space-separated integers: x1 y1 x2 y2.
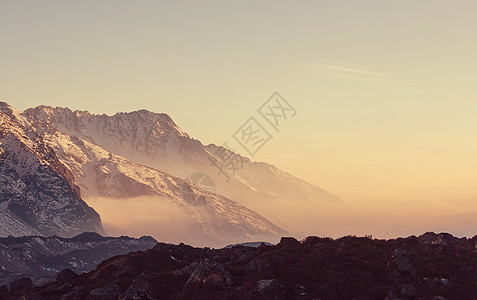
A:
24 105 341 229
0 102 340 246
0 232 157 286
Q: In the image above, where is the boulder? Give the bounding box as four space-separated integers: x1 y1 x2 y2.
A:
86 284 121 300
185 259 233 290
56 269 78 283
119 272 161 300
392 249 416 275
253 279 285 298
277 237 300 248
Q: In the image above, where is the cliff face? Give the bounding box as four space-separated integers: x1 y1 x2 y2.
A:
0 102 103 237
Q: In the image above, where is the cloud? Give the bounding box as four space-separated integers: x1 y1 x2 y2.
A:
85 196 208 246
299 60 408 85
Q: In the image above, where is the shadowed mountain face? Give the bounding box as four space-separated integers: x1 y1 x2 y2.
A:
24 105 342 234
0 232 158 286
0 103 103 237
5 232 477 299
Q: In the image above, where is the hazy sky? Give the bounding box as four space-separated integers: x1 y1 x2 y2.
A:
2 1 477 210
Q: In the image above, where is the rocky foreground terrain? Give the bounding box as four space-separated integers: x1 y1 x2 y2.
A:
2 232 477 299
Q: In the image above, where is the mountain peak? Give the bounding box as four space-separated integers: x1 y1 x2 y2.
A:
111 109 184 133
25 105 189 138
0 101 12 111
0 102 27 125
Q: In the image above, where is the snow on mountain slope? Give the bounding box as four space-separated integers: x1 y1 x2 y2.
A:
0 103 103 237
25 105 342 232
24 106 190 173
19 118 285 246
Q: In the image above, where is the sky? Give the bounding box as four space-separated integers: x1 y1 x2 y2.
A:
1 1 477 226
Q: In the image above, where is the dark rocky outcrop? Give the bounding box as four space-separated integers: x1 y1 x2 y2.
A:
56 269 78 284
0 285 9 296
9 278 32 293
184 259 233 290
253 279 285 299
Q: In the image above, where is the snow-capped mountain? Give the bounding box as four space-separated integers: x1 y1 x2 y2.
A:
39 128 285 246
24 105 341 232
0 103 285 246
0 103 103 237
